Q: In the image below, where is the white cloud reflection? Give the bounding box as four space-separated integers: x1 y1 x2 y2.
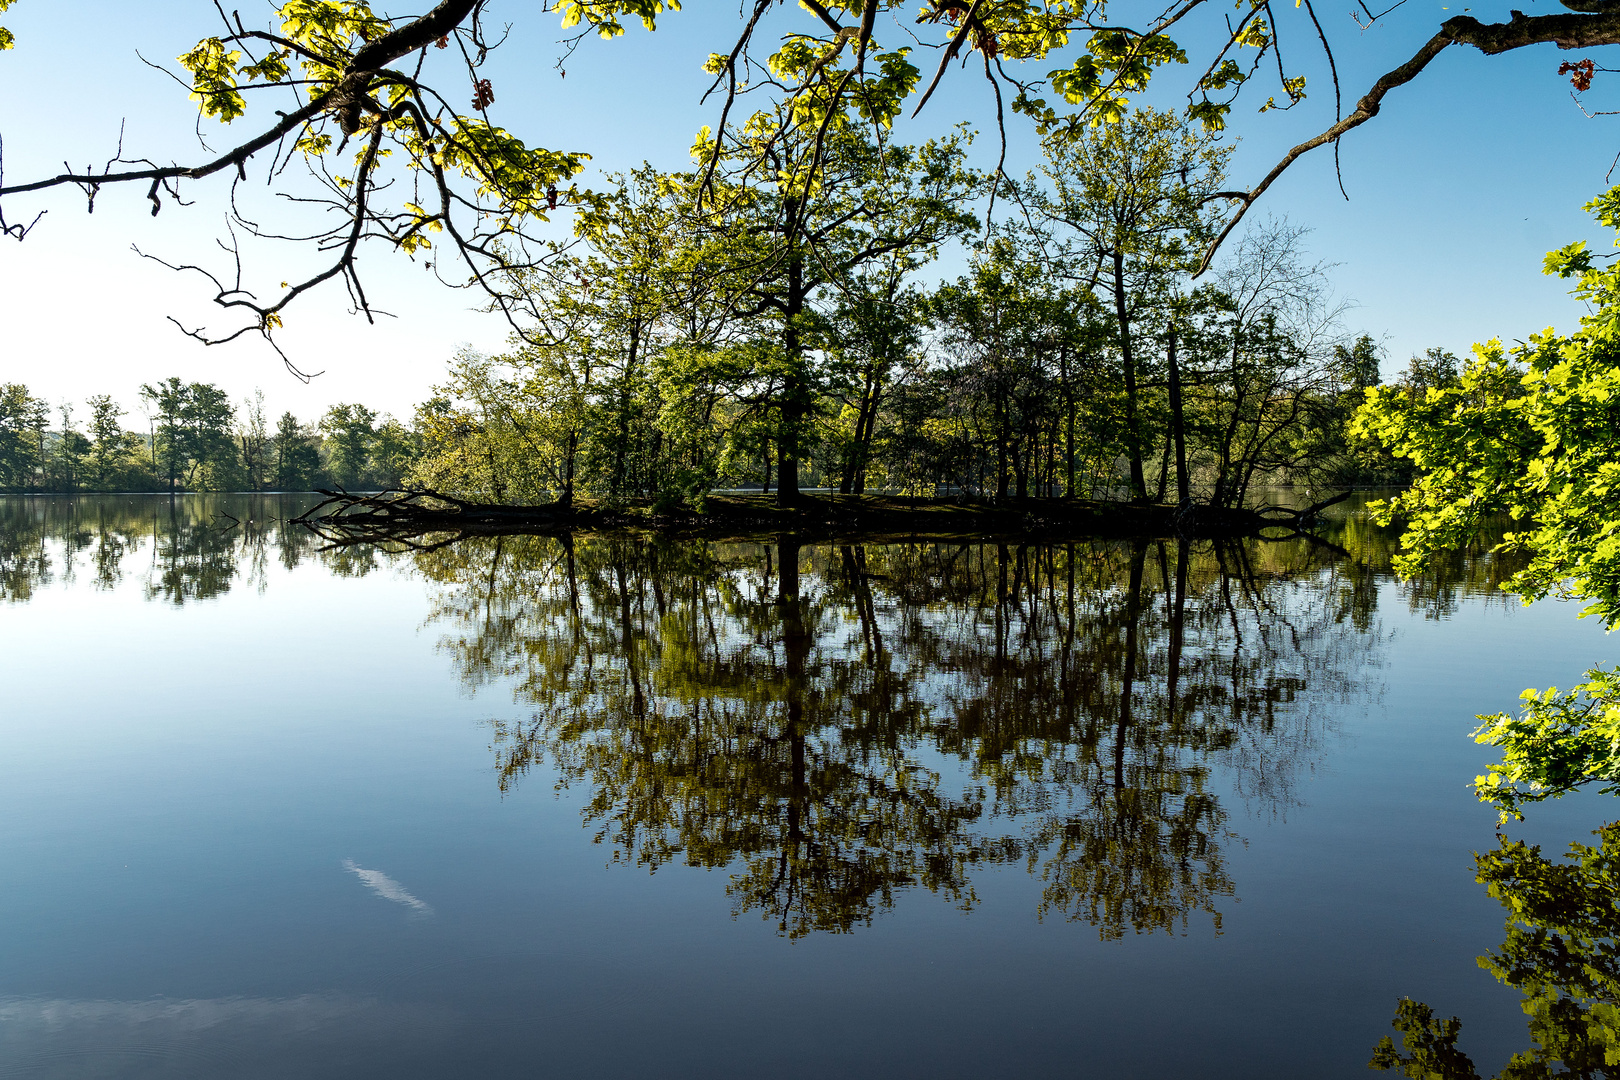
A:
343 859 433 915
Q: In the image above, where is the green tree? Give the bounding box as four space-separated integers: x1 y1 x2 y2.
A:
181 383 239 491
271 411 321 490
237 391 270 491
84 394 143 490
140 378 188 492
670 88 978 505
139 379 240 492
1335 335 1384 394
823 276 927 495
49 403 90 492
1185 220 1348 509
0 383 48 491
320 403 378 490
1035 108 1232 502
369 418 418 488
2 0 1589 348
410 353 547 502
930 241 1089 501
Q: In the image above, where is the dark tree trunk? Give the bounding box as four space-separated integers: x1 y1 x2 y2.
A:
777 216 808 508
1167 321 1190 506
1112 252 1148 502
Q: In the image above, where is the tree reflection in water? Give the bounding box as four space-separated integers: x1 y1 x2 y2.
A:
419 533 1382 939
0 495 326 605
1373 824 1620 1079
0 496 1451 942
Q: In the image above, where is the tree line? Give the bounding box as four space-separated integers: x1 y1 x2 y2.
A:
406 108 1437 510
0 379 415 493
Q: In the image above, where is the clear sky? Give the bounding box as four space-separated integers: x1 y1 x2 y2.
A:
0 0 1614 425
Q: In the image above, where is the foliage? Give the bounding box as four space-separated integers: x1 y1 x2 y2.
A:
1350 188 1620 817
407 108 1363 508
320 403 379 489
1354 187 1620 628
273 411 322 491
0 379 406 494
0 383 47 490
1474 668 1620 821
1 0 1600 349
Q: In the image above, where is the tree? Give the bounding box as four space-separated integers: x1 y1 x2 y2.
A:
410 353 552 502
369 418 418 488
140 379 187 492
237 390 270 491
84 394 143 491
320 403 378 490
557 166 689 500
930 241 1090 501
271 411 321 491
1335 336 1383 395
823 276 927 495
1034 108 1232 501
138 378 240 491
1357 188 1620 627
0 383 48 491
1401 347 1464 396
49 403 89 492
3 0 1597 345
676 94 978 504
1187 220 1349 509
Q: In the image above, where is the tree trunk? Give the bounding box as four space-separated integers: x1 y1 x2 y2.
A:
777 217 808 508
1112 252 1148 502
559 430 577 508
1167 321 1190 506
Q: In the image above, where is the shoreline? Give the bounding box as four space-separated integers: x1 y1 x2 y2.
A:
293 489 1354 545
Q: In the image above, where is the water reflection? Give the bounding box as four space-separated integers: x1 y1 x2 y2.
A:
0 493 1529 942
1373 824 1620 1079
0 496 324 605
417 532 1387 938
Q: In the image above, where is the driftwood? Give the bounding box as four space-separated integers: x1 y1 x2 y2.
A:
294 487 1360 549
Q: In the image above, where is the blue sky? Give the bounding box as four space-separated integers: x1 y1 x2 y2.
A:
0 0 1614 423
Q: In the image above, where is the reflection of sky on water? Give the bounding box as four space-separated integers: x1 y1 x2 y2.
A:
344 859 433 915
0 994 451 1080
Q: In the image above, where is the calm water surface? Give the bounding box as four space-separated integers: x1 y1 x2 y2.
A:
0 494 1613 1078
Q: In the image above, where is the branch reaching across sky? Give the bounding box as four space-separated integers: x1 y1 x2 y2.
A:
5 0 1620 365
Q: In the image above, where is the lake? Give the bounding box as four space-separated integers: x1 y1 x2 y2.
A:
0 493 1612 1079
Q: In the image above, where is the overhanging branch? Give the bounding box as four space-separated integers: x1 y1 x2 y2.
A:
1198 7 1620 275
